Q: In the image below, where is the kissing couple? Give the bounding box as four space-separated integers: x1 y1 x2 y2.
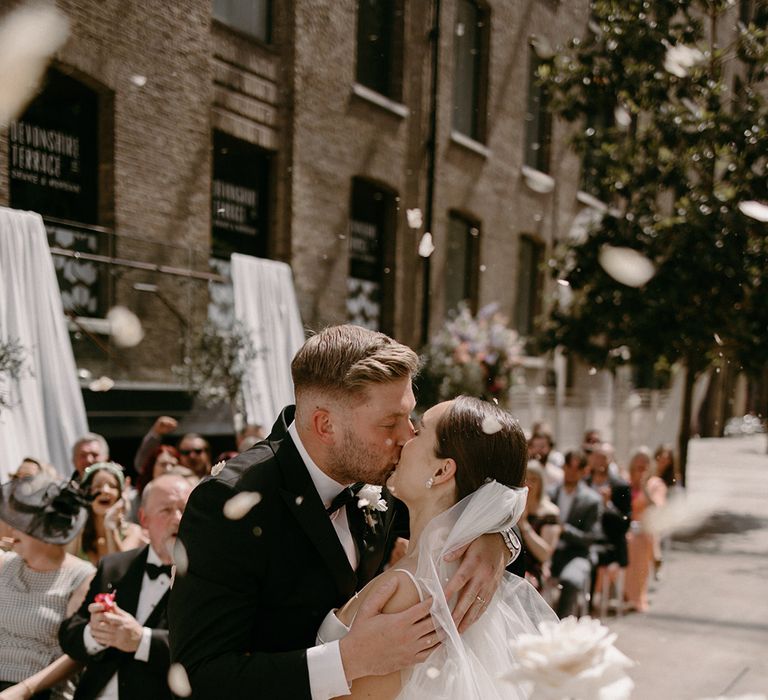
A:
169 325 556 699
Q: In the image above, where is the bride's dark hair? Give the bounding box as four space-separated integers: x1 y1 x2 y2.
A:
434 396 527 500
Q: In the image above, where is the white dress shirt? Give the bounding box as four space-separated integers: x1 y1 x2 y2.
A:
83 545 172 700
288 421 354 700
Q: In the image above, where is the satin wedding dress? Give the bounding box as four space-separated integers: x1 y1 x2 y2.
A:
317 481 557 699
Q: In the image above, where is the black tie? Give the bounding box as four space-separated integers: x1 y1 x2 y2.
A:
326 483 364 516
145 563 172 580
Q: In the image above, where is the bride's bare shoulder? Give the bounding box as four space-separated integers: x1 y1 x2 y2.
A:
338 566 422 625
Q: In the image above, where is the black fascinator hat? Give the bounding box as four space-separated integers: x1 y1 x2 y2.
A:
0 474 91 545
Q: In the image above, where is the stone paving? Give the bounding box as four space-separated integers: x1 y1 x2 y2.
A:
607 435 768 699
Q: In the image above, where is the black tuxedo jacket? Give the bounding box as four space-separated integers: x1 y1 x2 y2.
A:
587 474 632 566
59 546 171 700
168 406 396 700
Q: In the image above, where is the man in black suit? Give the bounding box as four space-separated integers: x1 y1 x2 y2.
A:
169 325 516 700
60 473 193 700
549 451 602 618
586 444 632 568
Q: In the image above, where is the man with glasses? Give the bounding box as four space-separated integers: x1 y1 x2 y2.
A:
177 433 211 477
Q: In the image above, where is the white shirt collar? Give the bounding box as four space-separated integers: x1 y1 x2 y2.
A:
145 544 164 567
288 421 347 510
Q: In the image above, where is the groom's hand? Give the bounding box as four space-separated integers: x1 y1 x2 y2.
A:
443 532 507 633
339 578 437 682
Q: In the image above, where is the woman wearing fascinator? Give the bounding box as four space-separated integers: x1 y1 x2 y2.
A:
317 396 558 699
0 474 95 699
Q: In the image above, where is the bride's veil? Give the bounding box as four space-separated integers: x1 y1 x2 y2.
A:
398 480 557 699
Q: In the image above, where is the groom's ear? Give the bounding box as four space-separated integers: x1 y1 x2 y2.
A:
433 458 457 485
310 407 336 445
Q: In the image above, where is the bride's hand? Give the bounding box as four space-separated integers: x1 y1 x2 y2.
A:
443 532 508 633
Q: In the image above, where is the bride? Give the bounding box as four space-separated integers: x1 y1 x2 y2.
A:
317 396 558 699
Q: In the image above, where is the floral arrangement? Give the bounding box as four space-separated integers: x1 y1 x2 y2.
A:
506 616 634 700
418 302 524 407
357 484 388 529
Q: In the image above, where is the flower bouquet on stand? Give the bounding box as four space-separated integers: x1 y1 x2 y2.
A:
419 302 523 408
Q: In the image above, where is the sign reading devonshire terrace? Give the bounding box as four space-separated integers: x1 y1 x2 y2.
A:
9 69 99 224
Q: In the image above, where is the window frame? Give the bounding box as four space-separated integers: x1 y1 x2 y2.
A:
523 44 552 174
514 234 544 336
212 0 273 45
355 0 405 102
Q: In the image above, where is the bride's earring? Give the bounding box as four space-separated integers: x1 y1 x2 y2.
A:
425 477 434 489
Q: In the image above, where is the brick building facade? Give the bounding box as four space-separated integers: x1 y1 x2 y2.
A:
1 0 594 459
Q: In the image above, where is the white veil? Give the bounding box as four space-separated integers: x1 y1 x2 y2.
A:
398 481 558 699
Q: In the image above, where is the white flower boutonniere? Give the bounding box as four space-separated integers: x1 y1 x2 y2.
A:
357 484 387 529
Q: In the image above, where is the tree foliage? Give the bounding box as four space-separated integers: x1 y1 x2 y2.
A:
538 0 768 477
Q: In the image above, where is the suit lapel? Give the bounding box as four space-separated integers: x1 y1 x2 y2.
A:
277 435 357 600
115 546 149 616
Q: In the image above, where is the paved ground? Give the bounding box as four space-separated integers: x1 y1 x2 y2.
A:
607 435 768 699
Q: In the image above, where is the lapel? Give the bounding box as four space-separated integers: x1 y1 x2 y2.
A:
143 588 169 630
275 416 357 601
114 546 149 616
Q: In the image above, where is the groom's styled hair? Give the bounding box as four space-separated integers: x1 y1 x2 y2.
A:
434 396 527 500
291 324 420 402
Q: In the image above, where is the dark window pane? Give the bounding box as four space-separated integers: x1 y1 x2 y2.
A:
445 214 480 313
452 0 480 137
515 236 543 335
213 0 271 43
357 0 398 98
524 48 552 172
348 179 396 333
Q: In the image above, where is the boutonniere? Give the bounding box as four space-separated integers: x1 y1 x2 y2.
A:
357 484 387 529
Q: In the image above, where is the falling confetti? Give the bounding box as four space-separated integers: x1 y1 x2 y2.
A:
107 306 145 347
426 666 441 679
481 416 503 435
167 663 192 697
522 167 555 193
406 208 423 229
130 74 147 87
598 245 656 287
557 279 570 287
418 232 435 258
588 367 598 376
530 35 554 60
642 494 719 538
613 105 631 128
223 491 262 520
211 460 226 477
663 42 704 78
0 1 69 125
295 495 304 505
714 333 724 346
88 376 115 392
172 538 188 577
737 200 768 222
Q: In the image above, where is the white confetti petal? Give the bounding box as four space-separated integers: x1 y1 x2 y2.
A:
0 2 69 125
172 538 188 577
167 663 192 697
598 245 656 287
130 74 147 87
295 495 304 505
481 416 502 435
663 43 704 78
426 666 441 679
738 200 768 222
107 306 145 347
642 494 719 537
406 208 423 229
210 460 226 476
614 105 631 128
418 232 435 258
88 376 115 392
223 491 262 520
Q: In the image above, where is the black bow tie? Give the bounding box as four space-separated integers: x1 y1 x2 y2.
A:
326 483 364 516
145 562 172 580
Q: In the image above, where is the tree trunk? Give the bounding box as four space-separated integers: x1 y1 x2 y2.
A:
677 361 697 488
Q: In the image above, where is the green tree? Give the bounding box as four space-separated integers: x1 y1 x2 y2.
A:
538 0 768 483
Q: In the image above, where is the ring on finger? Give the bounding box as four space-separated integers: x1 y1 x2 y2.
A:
475 594 487 605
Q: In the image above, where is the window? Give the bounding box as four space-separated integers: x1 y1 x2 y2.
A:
515 235 543 336
444 213 481 314
524 46 552 173
347 178 396 334
356 0 404 100
452 0 490 141
213 0 271 43
211 130 272 260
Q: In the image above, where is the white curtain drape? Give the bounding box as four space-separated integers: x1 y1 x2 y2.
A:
0 207 88 480
231 253 305 429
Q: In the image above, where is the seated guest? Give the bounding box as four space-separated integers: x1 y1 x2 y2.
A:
549 450 602 618
625 449 667 612
59 473 194 700
0 474 94 699
518 461 561 591
68 463 146 565
527 430 564 488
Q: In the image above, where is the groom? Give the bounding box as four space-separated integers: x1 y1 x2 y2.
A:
169 325 512 699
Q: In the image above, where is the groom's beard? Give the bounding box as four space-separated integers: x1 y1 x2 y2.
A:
328 425 390 486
